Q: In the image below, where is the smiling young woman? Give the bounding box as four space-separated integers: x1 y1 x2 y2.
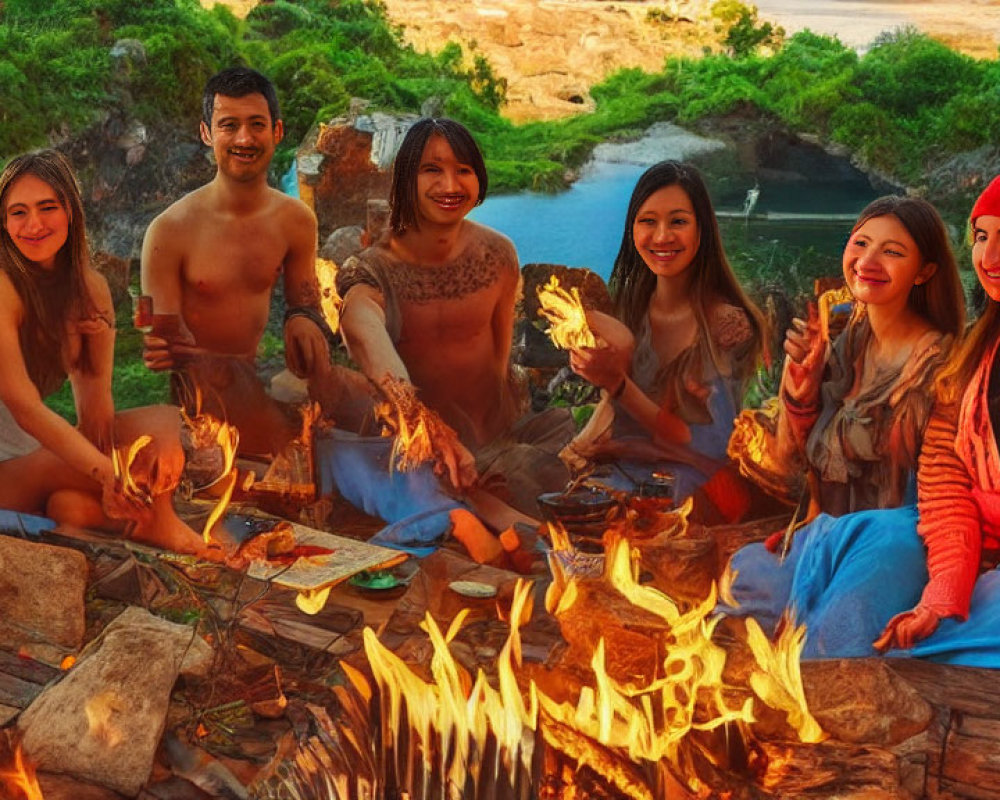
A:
720 195 967 659
563 160 767 523
0 149 210 555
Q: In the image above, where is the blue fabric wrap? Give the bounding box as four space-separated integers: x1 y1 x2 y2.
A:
900 569 1000 666
0 509 54 539
315 430 461 552
723 505 928 659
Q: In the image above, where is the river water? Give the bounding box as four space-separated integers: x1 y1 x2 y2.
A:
469 123 878 281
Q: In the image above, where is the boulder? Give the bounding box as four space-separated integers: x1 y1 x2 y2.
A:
319 225 365 265
18 606 212 797
0 537 87 660
297 111 418 240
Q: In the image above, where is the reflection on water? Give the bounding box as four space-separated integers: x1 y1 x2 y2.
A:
470 160 878 282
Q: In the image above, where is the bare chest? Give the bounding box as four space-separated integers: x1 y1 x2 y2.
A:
182 218 288 300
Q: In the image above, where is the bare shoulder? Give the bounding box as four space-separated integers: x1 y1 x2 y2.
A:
0 270 22 312
145 187 211 252
708 301 754 350
466 220 518 275
81 267 113 309
153 186 212 228
272 190 317 234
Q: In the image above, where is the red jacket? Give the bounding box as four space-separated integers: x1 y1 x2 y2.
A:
918 337 1000 619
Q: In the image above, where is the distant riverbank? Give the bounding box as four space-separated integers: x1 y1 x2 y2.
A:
754 0 1000 57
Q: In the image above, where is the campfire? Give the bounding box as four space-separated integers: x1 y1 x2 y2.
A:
279 525 825 800
0 743 42 800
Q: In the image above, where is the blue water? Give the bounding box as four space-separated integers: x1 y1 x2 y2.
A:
469 160 644 276
470 160 878 281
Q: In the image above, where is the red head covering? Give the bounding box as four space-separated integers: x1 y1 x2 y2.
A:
971 175 1000 223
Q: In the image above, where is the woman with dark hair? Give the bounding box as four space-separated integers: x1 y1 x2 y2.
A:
0 149 206 554
566 160 766 520
721 195 966 658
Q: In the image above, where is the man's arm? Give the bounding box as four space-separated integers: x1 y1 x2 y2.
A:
339 284 410 385
140 212 194 370
281 201 330 379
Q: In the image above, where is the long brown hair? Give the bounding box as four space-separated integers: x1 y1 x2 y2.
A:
608 160 766 380
848 195 965 339
0 149 98 394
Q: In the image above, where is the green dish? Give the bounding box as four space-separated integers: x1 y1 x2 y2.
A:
349 569 400 591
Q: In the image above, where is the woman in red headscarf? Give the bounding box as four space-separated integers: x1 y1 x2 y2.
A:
720 179 1000 663
873 175 1000 662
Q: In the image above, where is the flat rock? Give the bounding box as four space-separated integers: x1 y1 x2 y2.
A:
0 536 87 656
18 607 212 796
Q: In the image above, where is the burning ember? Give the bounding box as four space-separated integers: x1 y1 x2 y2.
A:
536 275 597 350
0 743 43 800
373 376 464 474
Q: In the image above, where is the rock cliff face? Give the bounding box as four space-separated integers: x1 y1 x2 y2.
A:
297 111 418 241
381 0 717 122
200 0 716 121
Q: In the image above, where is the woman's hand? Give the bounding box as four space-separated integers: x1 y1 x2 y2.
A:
782 303 825 407
569 342 629 394
873 605 942 652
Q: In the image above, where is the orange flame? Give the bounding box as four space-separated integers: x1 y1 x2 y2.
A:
179 392 240 545
745 616 825 743
0 744 43 800
315 258 342 334
373 376 463 474
536 275 597 350
356 537 824 796
112 435 154 506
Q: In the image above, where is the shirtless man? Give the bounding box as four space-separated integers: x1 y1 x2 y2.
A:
141 67 339 456
336 118 569 526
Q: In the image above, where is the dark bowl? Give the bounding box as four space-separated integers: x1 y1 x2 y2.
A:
537 487 618 538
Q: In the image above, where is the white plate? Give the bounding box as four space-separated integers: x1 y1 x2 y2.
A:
449 580 498 598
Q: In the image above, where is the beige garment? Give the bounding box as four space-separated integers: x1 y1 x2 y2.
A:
0 399 39 461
